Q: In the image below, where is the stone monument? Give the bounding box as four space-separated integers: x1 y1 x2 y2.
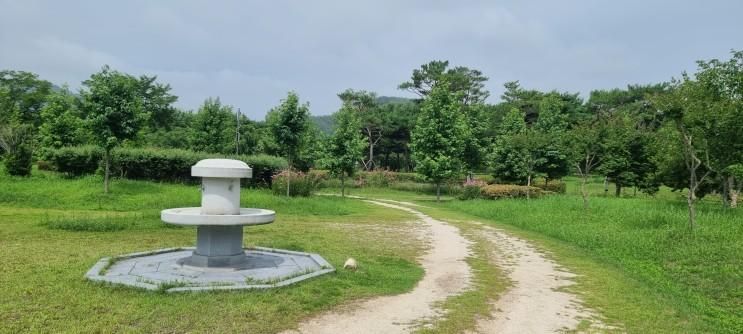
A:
86 159 334 292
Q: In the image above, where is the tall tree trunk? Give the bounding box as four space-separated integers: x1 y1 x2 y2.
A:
286 162 291 197
436 182 441 202
341 174 346 198
615 183 622 197
104 148 110 194
527 174 532 200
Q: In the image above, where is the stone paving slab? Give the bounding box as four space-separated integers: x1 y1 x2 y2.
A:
86 247 334 292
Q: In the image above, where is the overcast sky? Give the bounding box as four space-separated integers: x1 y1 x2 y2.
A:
1 1 741 119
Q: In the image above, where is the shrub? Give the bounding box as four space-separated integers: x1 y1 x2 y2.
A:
36 160 53 171
0 124 35 176
394 172 423 183
271 170 321 196
44 146 287 186
360 170 397 187
459 179 487 200
481 184 542 199
533 179 566 193
388 181 462 195
4 144 33 176
44 145 102 176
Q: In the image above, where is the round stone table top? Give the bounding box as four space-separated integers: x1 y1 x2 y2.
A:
191 159 252 178
161 207 275 226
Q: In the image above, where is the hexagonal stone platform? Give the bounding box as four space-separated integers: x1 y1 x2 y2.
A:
85 247 334 292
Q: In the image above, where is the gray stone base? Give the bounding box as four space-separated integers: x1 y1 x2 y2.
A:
85 247 334 292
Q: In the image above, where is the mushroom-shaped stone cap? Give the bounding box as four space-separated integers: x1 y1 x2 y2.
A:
191 159 252 178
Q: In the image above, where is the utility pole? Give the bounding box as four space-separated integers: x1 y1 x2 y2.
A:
235 108 241 155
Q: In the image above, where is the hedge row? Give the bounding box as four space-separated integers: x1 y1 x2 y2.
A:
41 146 287 187
481 184 542 199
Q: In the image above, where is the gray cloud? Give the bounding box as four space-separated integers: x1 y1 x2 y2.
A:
1 0 741 119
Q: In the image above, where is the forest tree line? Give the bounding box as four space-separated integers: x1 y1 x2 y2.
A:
1 51 741 227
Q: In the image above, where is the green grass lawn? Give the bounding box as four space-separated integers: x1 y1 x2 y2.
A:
0 170 425 333
331 181 743 333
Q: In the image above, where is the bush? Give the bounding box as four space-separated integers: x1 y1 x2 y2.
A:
271 170 321 196
533 179 566 193
358 170 398 187
44 146 287 187
36 160 53 171
459 179 487 200
481 184 542 199
0 125 35 176
4 144 33 176
44 145 102 176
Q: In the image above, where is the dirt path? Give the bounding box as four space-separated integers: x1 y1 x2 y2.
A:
472 224 605 333
282 200 472 334
285 198 605 333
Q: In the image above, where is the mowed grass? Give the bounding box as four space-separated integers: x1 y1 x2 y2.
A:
329 181 743 333
0 170 425 333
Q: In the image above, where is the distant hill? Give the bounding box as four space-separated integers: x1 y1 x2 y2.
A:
311 96 413 134
310 114 335 134
376 96 415 104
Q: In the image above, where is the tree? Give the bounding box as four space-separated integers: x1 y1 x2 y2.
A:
461 103 489 179
568 117 605 209
0 70 52 128
190 98 235 154
489 108 530 183
325 103 365 197
138 75 178 130
652 80 712 229
410 81 469 201
269 92 310 196
534 94 571 181
80 66 145 193
38 87 89 149
374 100 418 171
399 60 489 105
0 124 34 176
694 50 743 208
338 89 381 171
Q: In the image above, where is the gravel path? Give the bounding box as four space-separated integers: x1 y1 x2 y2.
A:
472 224 605 333
282 200 472 334
284 198 604 333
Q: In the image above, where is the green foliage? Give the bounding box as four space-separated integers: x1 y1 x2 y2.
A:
0 70 52 128
43 145 102 176
137 74 178 130
441 191 743 333
0 172 423 333
532 179 567 193
44 146 287 186
324 104 365 191
269 91 310 167
271 170 321 196
81 66 145 152
489 108 533 183
399 60 489 105
38 88 90 149
410 82 469 189
189 97 236 154
0 124 35 176
459 179 487 200
43 215 136 232
480 184 542 199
